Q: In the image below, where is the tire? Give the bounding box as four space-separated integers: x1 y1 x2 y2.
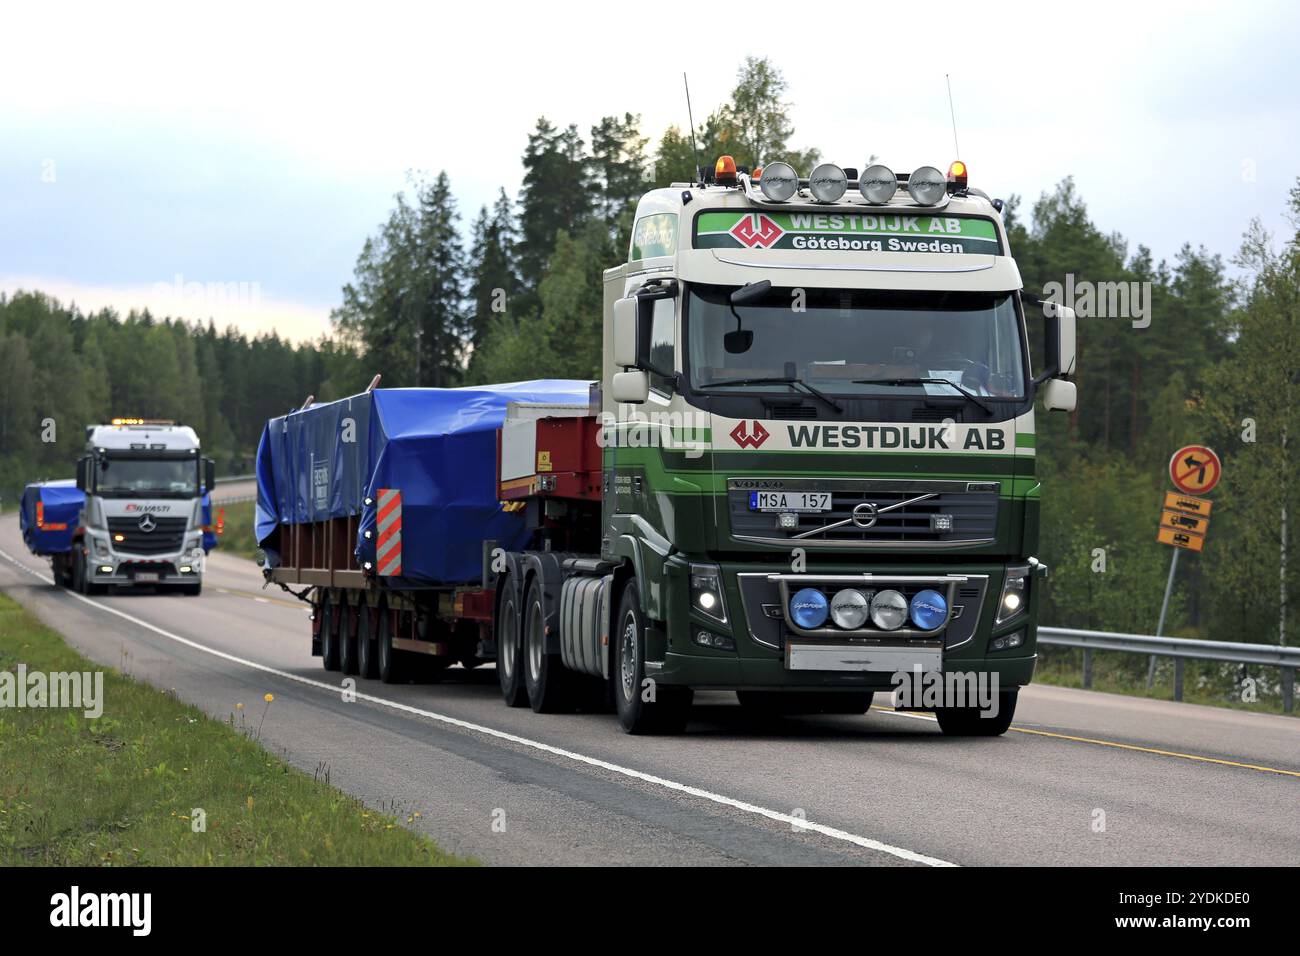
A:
613 580 692 735
338 594 360 676
935 689 1018 737
737 690 875 716
70 550 84 593
523 576 575 713
495 576 528 707
356 601 378 679
377 604 404 684
319 593 341 672
180 581 202 597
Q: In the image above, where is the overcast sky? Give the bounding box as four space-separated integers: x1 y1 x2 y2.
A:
3 0 1297 341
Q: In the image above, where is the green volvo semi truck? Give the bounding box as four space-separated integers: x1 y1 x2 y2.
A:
260 155 1077 736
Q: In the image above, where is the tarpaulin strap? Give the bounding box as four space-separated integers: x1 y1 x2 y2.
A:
375 488 402 577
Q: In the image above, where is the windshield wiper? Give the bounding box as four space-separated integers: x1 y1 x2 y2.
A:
852 377 993 415
703 376 843 414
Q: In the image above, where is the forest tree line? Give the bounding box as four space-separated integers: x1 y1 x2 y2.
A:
1 56 1298 653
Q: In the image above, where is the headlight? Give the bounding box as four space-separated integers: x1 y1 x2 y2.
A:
907 165 947 205
829 588 870 629
997 565 1030 624
859 164 896 203
909 589 948 630
789 588 828 629
870 589 908 630
91 537 110 558
759 162 799 202
689 563 728 625
808 163 847 203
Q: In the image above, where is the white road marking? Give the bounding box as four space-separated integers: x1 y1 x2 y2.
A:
0 545 956 867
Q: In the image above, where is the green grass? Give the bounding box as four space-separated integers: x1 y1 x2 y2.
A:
212 500 259 560
1035 646 1297 717
0 592 475 865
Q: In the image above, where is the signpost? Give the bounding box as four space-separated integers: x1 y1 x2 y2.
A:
1148 446 1223 694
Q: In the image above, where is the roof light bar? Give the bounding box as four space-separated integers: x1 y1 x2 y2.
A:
907 166 946 206
759 162 799 202
859 164 896 204
808 163 847 203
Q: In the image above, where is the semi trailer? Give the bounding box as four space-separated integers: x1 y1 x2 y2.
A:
256 155 1077 735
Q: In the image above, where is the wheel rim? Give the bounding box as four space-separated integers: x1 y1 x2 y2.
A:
499 597 518 682
526 596 544 684
619 610 638 701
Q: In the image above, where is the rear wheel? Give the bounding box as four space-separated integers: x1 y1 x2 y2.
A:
496 576 528 707
523 577 575 713
338 594 360 676
319 593 341 672
935 689 1018 736
356 602 378 679
737 691 875 715
614 580 692 734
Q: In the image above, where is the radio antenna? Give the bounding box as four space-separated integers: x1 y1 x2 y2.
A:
945 73 961 159
683 72 702 184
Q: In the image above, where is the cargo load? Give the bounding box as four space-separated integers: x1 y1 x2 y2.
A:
254 380 593 585
19 480 82 556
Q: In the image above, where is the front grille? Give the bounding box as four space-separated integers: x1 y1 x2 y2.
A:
728 478 998 546
107 516 188 555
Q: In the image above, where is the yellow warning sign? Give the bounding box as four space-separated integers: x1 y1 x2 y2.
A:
1158 526 1205 553
536 450 552 473
1163 492 1213 517
1160 509 1210 536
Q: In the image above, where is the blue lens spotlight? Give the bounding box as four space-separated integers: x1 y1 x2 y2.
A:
789 588 829 629
909 589 949 630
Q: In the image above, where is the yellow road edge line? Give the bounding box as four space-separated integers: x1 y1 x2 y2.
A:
871 705 1299 778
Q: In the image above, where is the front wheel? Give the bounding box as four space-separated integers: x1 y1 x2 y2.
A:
614 580 692 735
935 689 1018 736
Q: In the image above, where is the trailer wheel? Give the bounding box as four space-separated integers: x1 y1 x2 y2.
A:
614 580 692 735
377 604 404 684
496 576 528 707
523 576 574 713
935 689 1017 736
356 602 378 679
338 594 360 676
319 593 341 672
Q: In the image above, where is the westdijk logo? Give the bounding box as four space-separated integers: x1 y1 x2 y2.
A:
730 420 770 448
729 214 784 249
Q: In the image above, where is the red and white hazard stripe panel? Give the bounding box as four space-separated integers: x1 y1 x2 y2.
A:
375 488 402 577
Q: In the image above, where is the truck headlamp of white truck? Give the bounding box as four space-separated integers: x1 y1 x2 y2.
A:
91 536 111 558
859 164 897 203
808 163 847 203
906 165 947 205
759 161 799 202
689 562 728 625
997 565 1030 625
870 589 908 630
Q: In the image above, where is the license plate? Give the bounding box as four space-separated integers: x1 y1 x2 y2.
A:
749 491 832 513
134 572 160 583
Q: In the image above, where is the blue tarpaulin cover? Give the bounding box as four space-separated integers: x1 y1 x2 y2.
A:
19 480 82 555
254 381 592 586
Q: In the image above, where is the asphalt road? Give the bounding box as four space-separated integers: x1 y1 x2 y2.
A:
2 497 1296 866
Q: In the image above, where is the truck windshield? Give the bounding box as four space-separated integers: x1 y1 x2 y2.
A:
687 285 1026 400
97 457 197 496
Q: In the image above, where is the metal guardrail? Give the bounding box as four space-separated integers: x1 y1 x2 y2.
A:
1039 626 1298 712
213 474 255 485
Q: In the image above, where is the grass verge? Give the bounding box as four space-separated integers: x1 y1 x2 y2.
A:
212 500 259 560
0 592 474 865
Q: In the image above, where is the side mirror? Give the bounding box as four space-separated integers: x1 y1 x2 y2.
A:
613 296 641 368
611 370 650 404
75 457 90 492
1040 378 1077 413
204 458 216 492
1053 303 1077 377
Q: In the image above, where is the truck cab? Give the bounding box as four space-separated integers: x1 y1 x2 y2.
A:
596 157 1077 732
73 419 215 596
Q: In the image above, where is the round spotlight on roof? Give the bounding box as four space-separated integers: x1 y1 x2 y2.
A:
759 161 799 202
859 164 897 204
830 589 871 629
808 163 847 203
907 165 947 206
870 589 909 630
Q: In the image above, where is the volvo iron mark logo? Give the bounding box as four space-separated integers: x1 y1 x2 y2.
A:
138 514 157 533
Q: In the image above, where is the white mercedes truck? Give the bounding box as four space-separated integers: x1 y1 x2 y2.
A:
72 419 216 596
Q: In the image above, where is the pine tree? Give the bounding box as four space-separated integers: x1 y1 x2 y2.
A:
518 118 592 317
